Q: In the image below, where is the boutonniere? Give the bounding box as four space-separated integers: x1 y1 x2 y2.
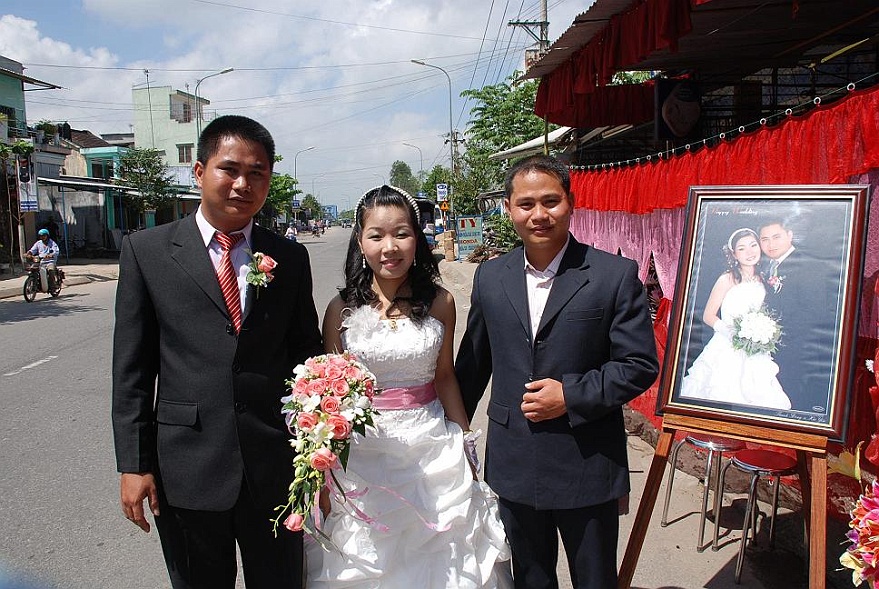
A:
766 273 785 294
246 250 277 295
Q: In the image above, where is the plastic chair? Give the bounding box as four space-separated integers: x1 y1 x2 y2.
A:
714 448 798 583
661 433 746 552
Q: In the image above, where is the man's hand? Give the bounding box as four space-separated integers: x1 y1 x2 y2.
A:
521 378 567 422
120 472 160 533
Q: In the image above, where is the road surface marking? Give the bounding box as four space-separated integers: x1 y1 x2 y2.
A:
3 355 58 377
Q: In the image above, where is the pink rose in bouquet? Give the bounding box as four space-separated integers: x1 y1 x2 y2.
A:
271 352 378 538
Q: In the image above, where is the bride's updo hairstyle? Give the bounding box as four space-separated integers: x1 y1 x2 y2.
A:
341 185 440 323
722 227 759 283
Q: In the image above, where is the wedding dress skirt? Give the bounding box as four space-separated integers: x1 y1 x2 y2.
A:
680 281 791 410
305 305 510 588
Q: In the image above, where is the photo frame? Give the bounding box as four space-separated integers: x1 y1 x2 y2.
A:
657 185 870 441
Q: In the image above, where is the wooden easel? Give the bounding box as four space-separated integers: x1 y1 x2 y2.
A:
618 413 829 589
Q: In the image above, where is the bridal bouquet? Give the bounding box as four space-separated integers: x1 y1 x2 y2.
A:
272 352 377 536
731 306 782 357
841 477 879 587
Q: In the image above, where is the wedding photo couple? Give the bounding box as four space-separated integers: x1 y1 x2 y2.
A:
676 198 850 422
111 116 659 589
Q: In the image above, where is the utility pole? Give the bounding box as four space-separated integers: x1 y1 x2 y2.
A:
509 0 549 56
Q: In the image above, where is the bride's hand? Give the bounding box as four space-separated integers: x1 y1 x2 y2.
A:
712 319 732 340
319 486 331 517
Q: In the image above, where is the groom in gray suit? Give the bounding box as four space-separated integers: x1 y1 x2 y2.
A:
112 115 323 588
456 155 658 588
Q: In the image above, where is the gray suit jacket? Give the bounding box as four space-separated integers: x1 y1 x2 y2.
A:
455 236 659 509
112 215 323 511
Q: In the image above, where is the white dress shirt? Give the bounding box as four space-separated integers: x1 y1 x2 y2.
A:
524 237 570 339
195 206 253 314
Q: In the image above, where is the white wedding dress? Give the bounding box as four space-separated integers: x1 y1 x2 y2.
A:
680 281 791 410
305 305 511 588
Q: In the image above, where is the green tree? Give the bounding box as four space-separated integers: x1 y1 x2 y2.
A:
301 193 322 221
116 148 175 211
388 160 420 196
419 165 451 201
455 72 552 214
266 173 300 215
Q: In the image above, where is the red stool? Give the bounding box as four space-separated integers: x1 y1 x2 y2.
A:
661 433 746 552
715 448 798 583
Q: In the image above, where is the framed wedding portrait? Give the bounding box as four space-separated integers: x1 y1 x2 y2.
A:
657 185 870 441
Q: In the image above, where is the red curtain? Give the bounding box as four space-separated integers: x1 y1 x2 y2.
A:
535 83 655 128
535 0 693 126
570 84 879 214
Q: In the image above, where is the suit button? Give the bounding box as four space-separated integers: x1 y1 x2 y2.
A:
226 324 235 335
232 362 240 373
235 402 247 413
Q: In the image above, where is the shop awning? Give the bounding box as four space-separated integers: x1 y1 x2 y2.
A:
528 0 879 127
489 126 575 160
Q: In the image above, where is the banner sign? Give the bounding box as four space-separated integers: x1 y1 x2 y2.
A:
17 155 38 213
436 183 448 202
456 215 483 259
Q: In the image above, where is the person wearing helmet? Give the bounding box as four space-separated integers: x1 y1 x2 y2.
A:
28 228 59 291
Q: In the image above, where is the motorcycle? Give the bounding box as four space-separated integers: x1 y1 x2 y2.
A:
23 255 64 302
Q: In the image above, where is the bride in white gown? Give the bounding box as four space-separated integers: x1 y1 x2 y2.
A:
306 185 510 588
680 227 791 410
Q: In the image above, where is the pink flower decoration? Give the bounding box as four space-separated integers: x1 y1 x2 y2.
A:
293 378 309 394
306 378 327 396
309 447 338 471
331 378 350 397
320 396 340 414
257 254 277 273
284 512 304 532
326 365 344 380
296 412 319 431
344 365 363 380
327 414 353 439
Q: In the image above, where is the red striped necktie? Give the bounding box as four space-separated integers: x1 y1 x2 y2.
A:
214 231 245 334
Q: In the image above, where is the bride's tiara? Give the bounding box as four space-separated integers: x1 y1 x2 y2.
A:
726 227 757 250
355 185 421 225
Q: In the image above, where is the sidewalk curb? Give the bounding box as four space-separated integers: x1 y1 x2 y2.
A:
0 273 114 300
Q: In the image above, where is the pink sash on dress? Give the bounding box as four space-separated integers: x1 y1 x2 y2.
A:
372 382 437 410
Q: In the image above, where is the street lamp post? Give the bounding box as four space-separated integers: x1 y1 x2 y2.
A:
402 142 423 186
194 67 234 148
411 59 456 258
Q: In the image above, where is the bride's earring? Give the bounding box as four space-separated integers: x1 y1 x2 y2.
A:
361 254 366 269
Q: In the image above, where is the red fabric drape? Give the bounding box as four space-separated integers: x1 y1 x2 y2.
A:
535 0 693 126
535 83 655 128
570 84 879 214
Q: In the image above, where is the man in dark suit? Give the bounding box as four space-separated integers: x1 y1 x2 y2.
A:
112 115 323 588
758 217 835 415
455 155 659 589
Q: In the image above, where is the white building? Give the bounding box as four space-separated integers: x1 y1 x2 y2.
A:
132 85 218 187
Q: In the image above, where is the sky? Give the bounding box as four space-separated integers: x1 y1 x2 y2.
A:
0 0 588 212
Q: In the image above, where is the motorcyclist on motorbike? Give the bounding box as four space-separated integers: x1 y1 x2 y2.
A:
28 229 59 291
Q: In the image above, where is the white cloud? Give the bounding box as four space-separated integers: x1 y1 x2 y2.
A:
1 1 584 208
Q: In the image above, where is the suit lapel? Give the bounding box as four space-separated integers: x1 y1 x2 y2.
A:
536 239 590 337
170 215 228 318
501 249 532 339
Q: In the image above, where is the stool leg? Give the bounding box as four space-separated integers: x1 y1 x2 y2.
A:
697 449 718 552
713 460 734 551
735 473 760 584
769 474 781 548
661 439 686 527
